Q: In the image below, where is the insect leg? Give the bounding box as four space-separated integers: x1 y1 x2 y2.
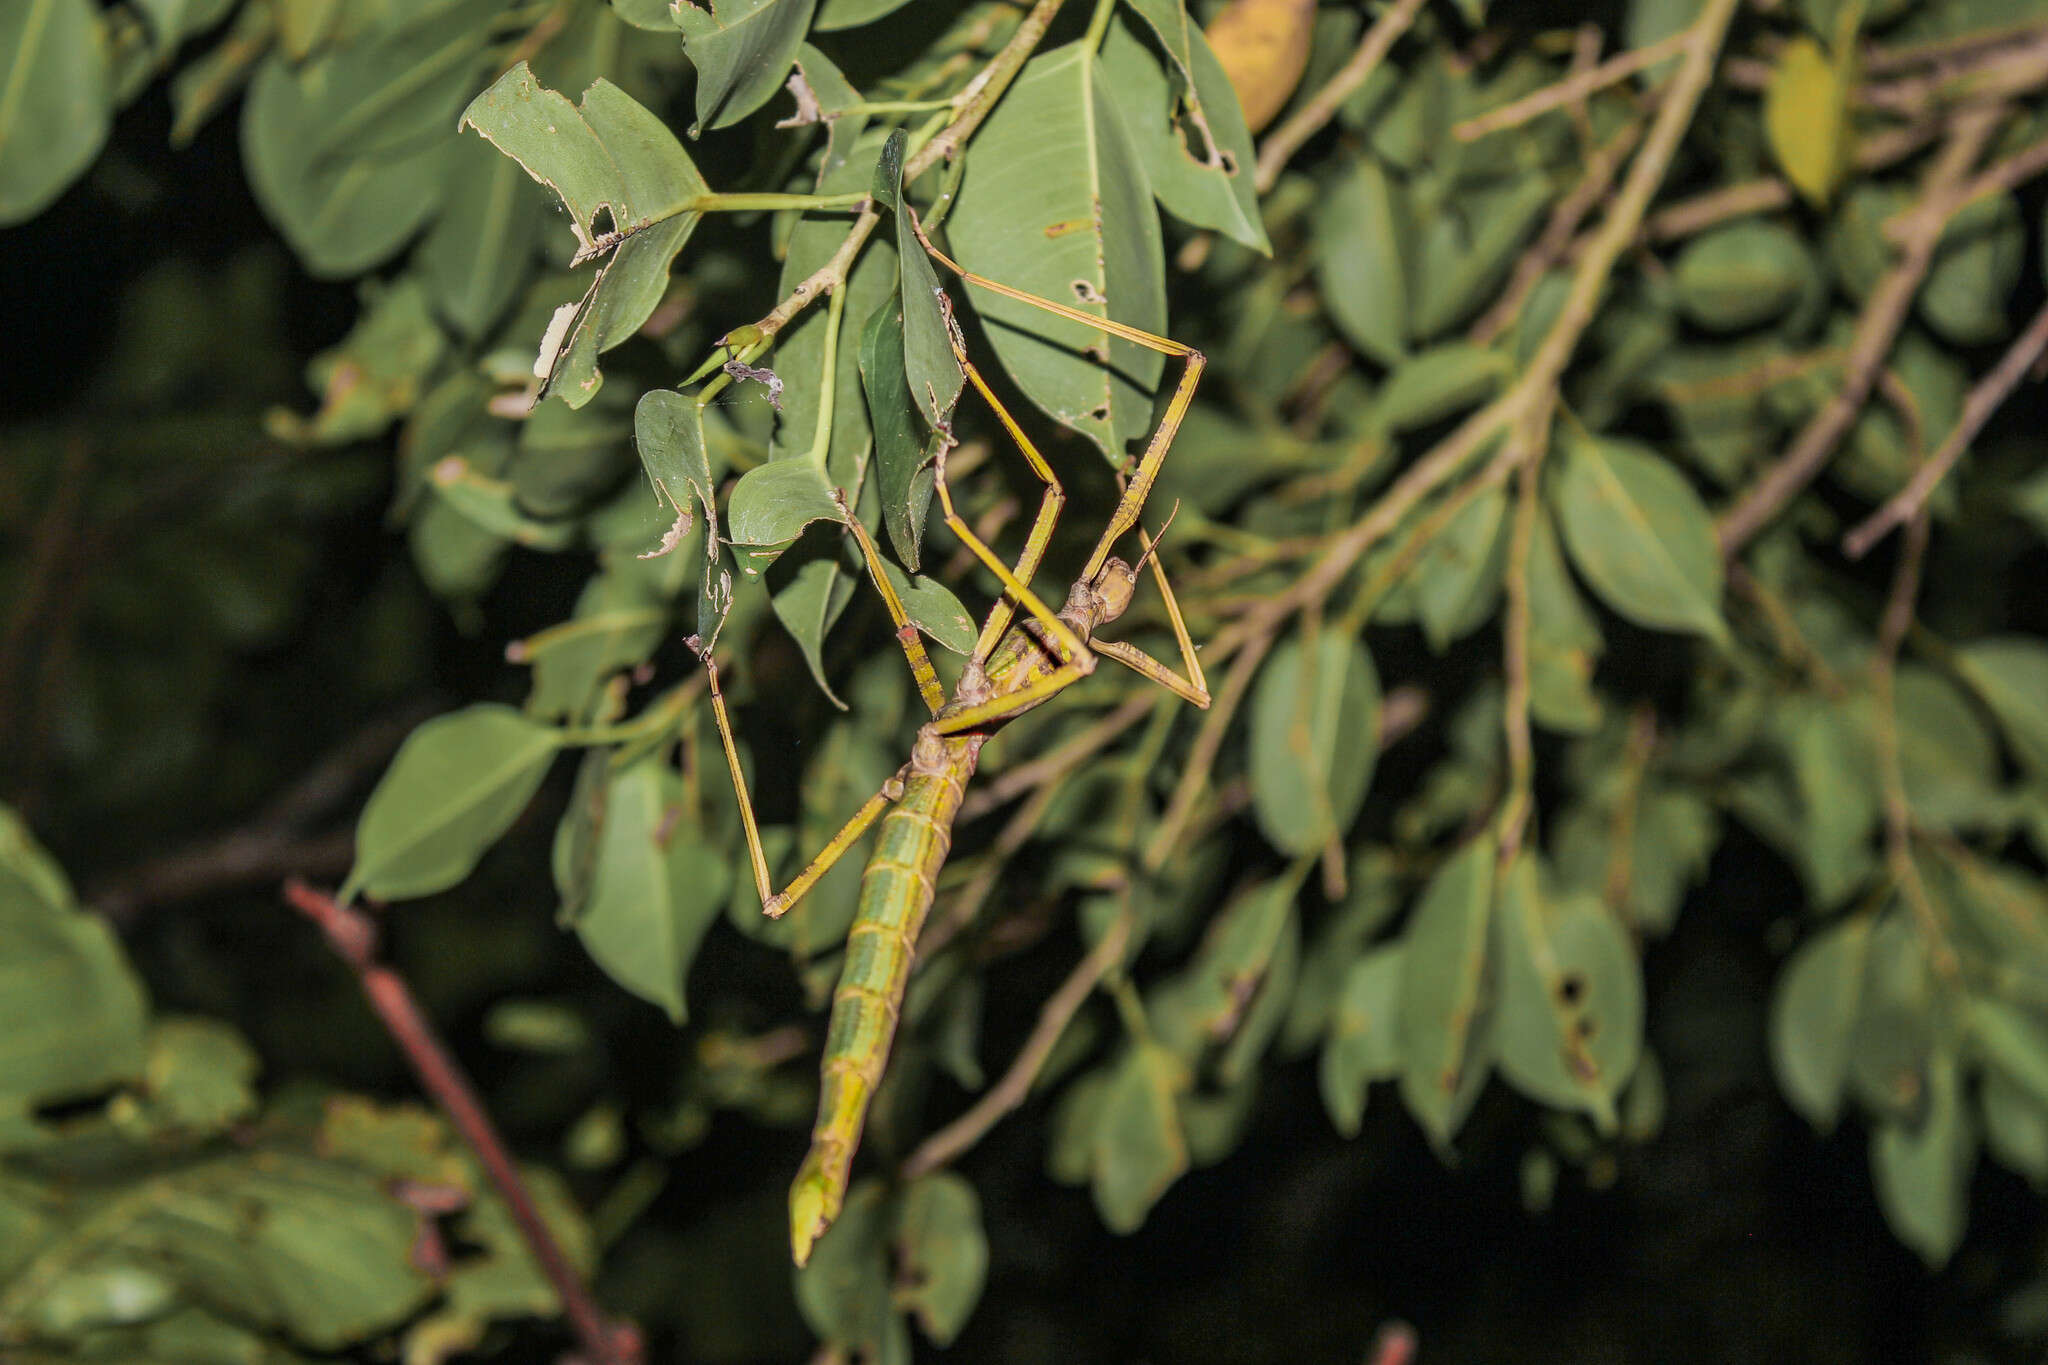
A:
703 654 908 918
834 491 947 717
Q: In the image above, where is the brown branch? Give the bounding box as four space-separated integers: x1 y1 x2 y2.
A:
1253 0 1428 193
1152 0 1745 862
1470 118 1643 347
899 909 1134 1181
1451 29 1689 142
1716 107 2003 555
281 880 639 1365
737 0 1069 348
1845 298 2048 558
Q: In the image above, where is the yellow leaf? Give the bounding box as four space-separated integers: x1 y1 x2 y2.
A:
1764 35 1851 207
1204 0 1316 134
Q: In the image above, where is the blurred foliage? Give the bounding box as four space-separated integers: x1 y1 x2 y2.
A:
5 0 2048 1360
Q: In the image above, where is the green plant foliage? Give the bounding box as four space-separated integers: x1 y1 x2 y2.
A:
11 0 2048 1355
342 705 563 904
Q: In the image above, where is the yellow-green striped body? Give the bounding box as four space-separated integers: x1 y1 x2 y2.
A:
787 571 1126 1264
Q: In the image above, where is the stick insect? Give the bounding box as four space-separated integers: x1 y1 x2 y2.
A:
704 222 1209 1266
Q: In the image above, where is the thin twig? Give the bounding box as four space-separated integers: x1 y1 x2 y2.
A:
1844 297 2048 558
1494 400 1554 867
1716 107 2003 555
736 0 1069 348
1151 0 1744 861
1867 515 1962 985
281 881 639 1365
1470 118 1643 346
1253 0 1428 193
960 692 1156 821
1452 29 1690 142
899 908 1134 1180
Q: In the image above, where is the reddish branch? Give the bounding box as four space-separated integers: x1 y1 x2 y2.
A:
282 880 640 1365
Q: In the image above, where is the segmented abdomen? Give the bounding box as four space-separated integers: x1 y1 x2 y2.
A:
787 731 977 1264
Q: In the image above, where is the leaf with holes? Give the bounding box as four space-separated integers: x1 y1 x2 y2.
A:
460 64 710 405
1490 857 1643 1132
1248 633 1381 857
947 40 1167 462
1102 3 1269 253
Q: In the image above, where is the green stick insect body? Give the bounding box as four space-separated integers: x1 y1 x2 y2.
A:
788 561 1151 1263
708 236 1210 1265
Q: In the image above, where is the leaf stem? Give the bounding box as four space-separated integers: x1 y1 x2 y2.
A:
690 191 872 213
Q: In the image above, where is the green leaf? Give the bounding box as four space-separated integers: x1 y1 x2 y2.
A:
1490 859 1643 1131
727 459 842 560
1551 434 1729 645
1319 944 1404 1138
873 129 964 436
271 276 448 446
241 52 454 278
861 299 938 570
634 387 730 644
774 128 897 489
1981 1073 2048 1187
1763 35 1850 206
1774 694 1880 908
343 705 563 903
1412 483 1508 653
1953 637 2048 780
1920 190 2022 346
119 1018 259 1138
1372 344 1511 433
515 580 667 723
1101 4 1270 254
1398 834 1497 1149
1525 506 1604 734
426 457 579 550
460 64 711 405
673 0 818 133
1769 917 1871 1132
1248 633 1381 857
771 555 858 706
1870 1047 1976 1268
815 0 911 26
794 1179 901 1354
947 40 1167 461
0 0 112 225
1406 173 1553 342
417 134 547 339
896 1173 988 1346
1672 221 1816 332
1314 156 1408 367
572 759 730 1023
1091 1042 1190 1233
0 807 149 1131
1964 995 2048 1113
879 560 976 655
